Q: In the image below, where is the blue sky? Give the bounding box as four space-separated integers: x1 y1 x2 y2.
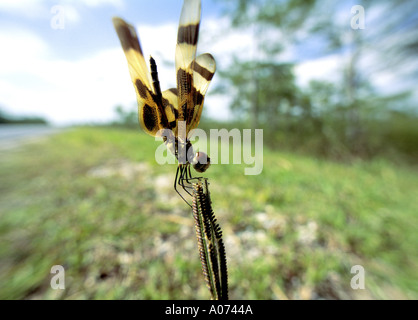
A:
0 0 410 125
0 0 223 60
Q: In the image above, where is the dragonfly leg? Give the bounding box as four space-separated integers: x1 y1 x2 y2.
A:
174 165 192 207
179 164 194 197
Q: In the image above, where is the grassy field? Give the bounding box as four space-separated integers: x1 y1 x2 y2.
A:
0 126 417 300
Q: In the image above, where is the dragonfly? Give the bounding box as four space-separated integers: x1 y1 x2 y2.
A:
113 0 216 206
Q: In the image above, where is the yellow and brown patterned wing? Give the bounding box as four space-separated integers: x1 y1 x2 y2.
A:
175 0 216 136
113 17 166 136
162 88 179 135
188 53 216 133
175 0 201 139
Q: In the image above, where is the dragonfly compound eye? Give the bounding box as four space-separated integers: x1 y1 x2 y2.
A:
192 151 211 173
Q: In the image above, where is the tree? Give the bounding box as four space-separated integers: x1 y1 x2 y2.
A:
215 0 418 159
113 105 137 128
215 0 316 137
306 0 418 156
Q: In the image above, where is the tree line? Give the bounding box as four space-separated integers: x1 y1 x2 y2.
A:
212 0 418 163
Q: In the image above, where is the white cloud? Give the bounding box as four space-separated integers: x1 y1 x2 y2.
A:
0 26 135 125
82 0 125 9
0 0 125 11
0 0 49 19
0 0 124 22
0 31 49 70
201 17 256 68
134 23 178 89
294 54 344 88
60 5 82 24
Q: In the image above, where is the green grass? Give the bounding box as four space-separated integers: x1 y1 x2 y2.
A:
0 126 417 299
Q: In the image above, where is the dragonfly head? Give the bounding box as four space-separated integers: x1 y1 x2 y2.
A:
191 151 211 173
